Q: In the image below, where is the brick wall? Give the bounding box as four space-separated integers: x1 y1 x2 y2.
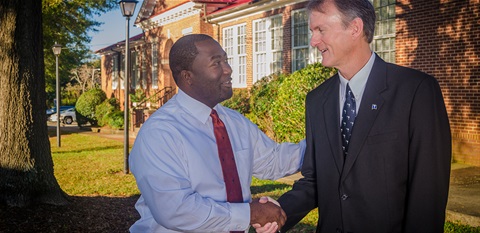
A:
216 2 307 88
396 0 480 166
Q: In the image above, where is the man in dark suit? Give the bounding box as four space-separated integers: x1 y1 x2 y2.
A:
255 0 451 232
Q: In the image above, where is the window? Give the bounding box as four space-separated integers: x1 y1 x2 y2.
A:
372 0 396 63
152 43 158 89
141 50 147 88
271 16 284 74
112 54 119 90
223 24 247 88
292 9 309 71
253 15 283 83
120 54 125 89
254 19 267 82
131 51 138 89
310 29 323 64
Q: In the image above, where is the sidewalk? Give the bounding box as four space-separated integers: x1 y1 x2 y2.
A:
55 123 480 228
446 163 480 227
277 163 480 227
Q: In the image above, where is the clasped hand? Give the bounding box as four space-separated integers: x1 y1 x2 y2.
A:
250 197 285 233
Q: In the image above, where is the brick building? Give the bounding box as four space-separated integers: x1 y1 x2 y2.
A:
96 0 480 166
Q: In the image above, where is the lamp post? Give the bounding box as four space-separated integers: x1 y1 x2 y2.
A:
52 43 62 147
120 0 138 174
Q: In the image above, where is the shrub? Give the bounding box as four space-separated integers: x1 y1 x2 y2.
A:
247 73 286 138
221 88 250 115
271 63 335 142
95 98 120 127
75 88 107 126
107 110 124 129
129 89 146 103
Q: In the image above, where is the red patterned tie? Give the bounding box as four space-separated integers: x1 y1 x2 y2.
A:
211 109 243 203
211 110 244 233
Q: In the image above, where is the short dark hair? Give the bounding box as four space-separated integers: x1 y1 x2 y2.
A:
307 0 376 43
169 34 214 83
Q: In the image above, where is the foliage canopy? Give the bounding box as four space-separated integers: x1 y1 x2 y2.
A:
42 0 116 105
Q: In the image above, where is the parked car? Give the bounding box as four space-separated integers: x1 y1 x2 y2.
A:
46 105 75 117
49 108 76 124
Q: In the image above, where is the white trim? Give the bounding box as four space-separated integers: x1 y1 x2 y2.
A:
137 2 201 30
182 27 193 35
211 0 306 25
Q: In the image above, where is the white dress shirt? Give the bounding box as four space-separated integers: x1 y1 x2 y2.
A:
129 89 305 233
338 52 376 124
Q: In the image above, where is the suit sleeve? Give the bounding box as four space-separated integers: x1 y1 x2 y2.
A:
404 75 451 232
278 98 318 232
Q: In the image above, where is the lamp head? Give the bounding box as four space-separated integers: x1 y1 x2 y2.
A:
52 43 62 56
119 0 138 17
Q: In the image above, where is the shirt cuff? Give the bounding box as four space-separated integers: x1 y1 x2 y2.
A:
229 202 250 231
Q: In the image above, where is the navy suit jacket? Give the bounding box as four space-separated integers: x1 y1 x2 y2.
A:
278 55 451 233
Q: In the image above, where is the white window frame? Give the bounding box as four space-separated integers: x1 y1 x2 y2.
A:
112 54 119 90
292 9 323 72
141 50 147 88
371 0 396 63
120 54 125 90
152 43 159 89
132 51 138 89
253 15 283 83
223 24 247 88
291 9 309 71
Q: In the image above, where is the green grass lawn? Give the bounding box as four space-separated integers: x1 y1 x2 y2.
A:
51 133 479 233
52 133 139 196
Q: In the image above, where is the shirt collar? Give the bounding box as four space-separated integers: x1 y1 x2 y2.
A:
339 52 376 98
176 88 215 125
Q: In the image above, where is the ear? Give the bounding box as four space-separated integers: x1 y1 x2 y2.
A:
180 70 193 86
350 17 364 40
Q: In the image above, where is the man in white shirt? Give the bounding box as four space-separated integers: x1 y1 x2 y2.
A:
129 34 305 233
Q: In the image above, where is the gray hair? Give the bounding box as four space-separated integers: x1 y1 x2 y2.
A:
307 0 376 43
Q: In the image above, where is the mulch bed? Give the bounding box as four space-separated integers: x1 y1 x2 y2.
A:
0 195 140 233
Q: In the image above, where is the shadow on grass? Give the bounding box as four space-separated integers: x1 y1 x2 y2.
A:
250 183 291 195
0 195 140 233
52 145 124 154
47 125 92 137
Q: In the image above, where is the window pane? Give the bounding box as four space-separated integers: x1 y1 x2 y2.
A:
293 10 308 47
223 25 247 87
372 0 395 63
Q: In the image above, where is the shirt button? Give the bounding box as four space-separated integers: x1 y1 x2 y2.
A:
235 225 242 229
341 194 349 200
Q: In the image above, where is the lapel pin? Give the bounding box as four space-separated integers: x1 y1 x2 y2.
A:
371 104 377 110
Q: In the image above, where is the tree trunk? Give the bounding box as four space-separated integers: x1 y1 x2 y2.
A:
0 0 68 207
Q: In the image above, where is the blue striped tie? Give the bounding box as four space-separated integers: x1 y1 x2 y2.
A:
341 84 356 155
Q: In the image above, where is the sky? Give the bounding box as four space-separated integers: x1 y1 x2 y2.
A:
88 1 144 53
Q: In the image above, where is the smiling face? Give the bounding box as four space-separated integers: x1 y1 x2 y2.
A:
184 39 233 108
309 2 357 71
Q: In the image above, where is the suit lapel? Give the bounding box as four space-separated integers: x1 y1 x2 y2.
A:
321 75 344 174
342 56 388 181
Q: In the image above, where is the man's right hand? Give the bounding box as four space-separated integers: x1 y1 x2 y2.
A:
249 198 286 228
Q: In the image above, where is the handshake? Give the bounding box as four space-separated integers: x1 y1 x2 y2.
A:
249 197 285 233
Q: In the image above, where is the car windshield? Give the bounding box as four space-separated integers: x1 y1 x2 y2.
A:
47 106 74 113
